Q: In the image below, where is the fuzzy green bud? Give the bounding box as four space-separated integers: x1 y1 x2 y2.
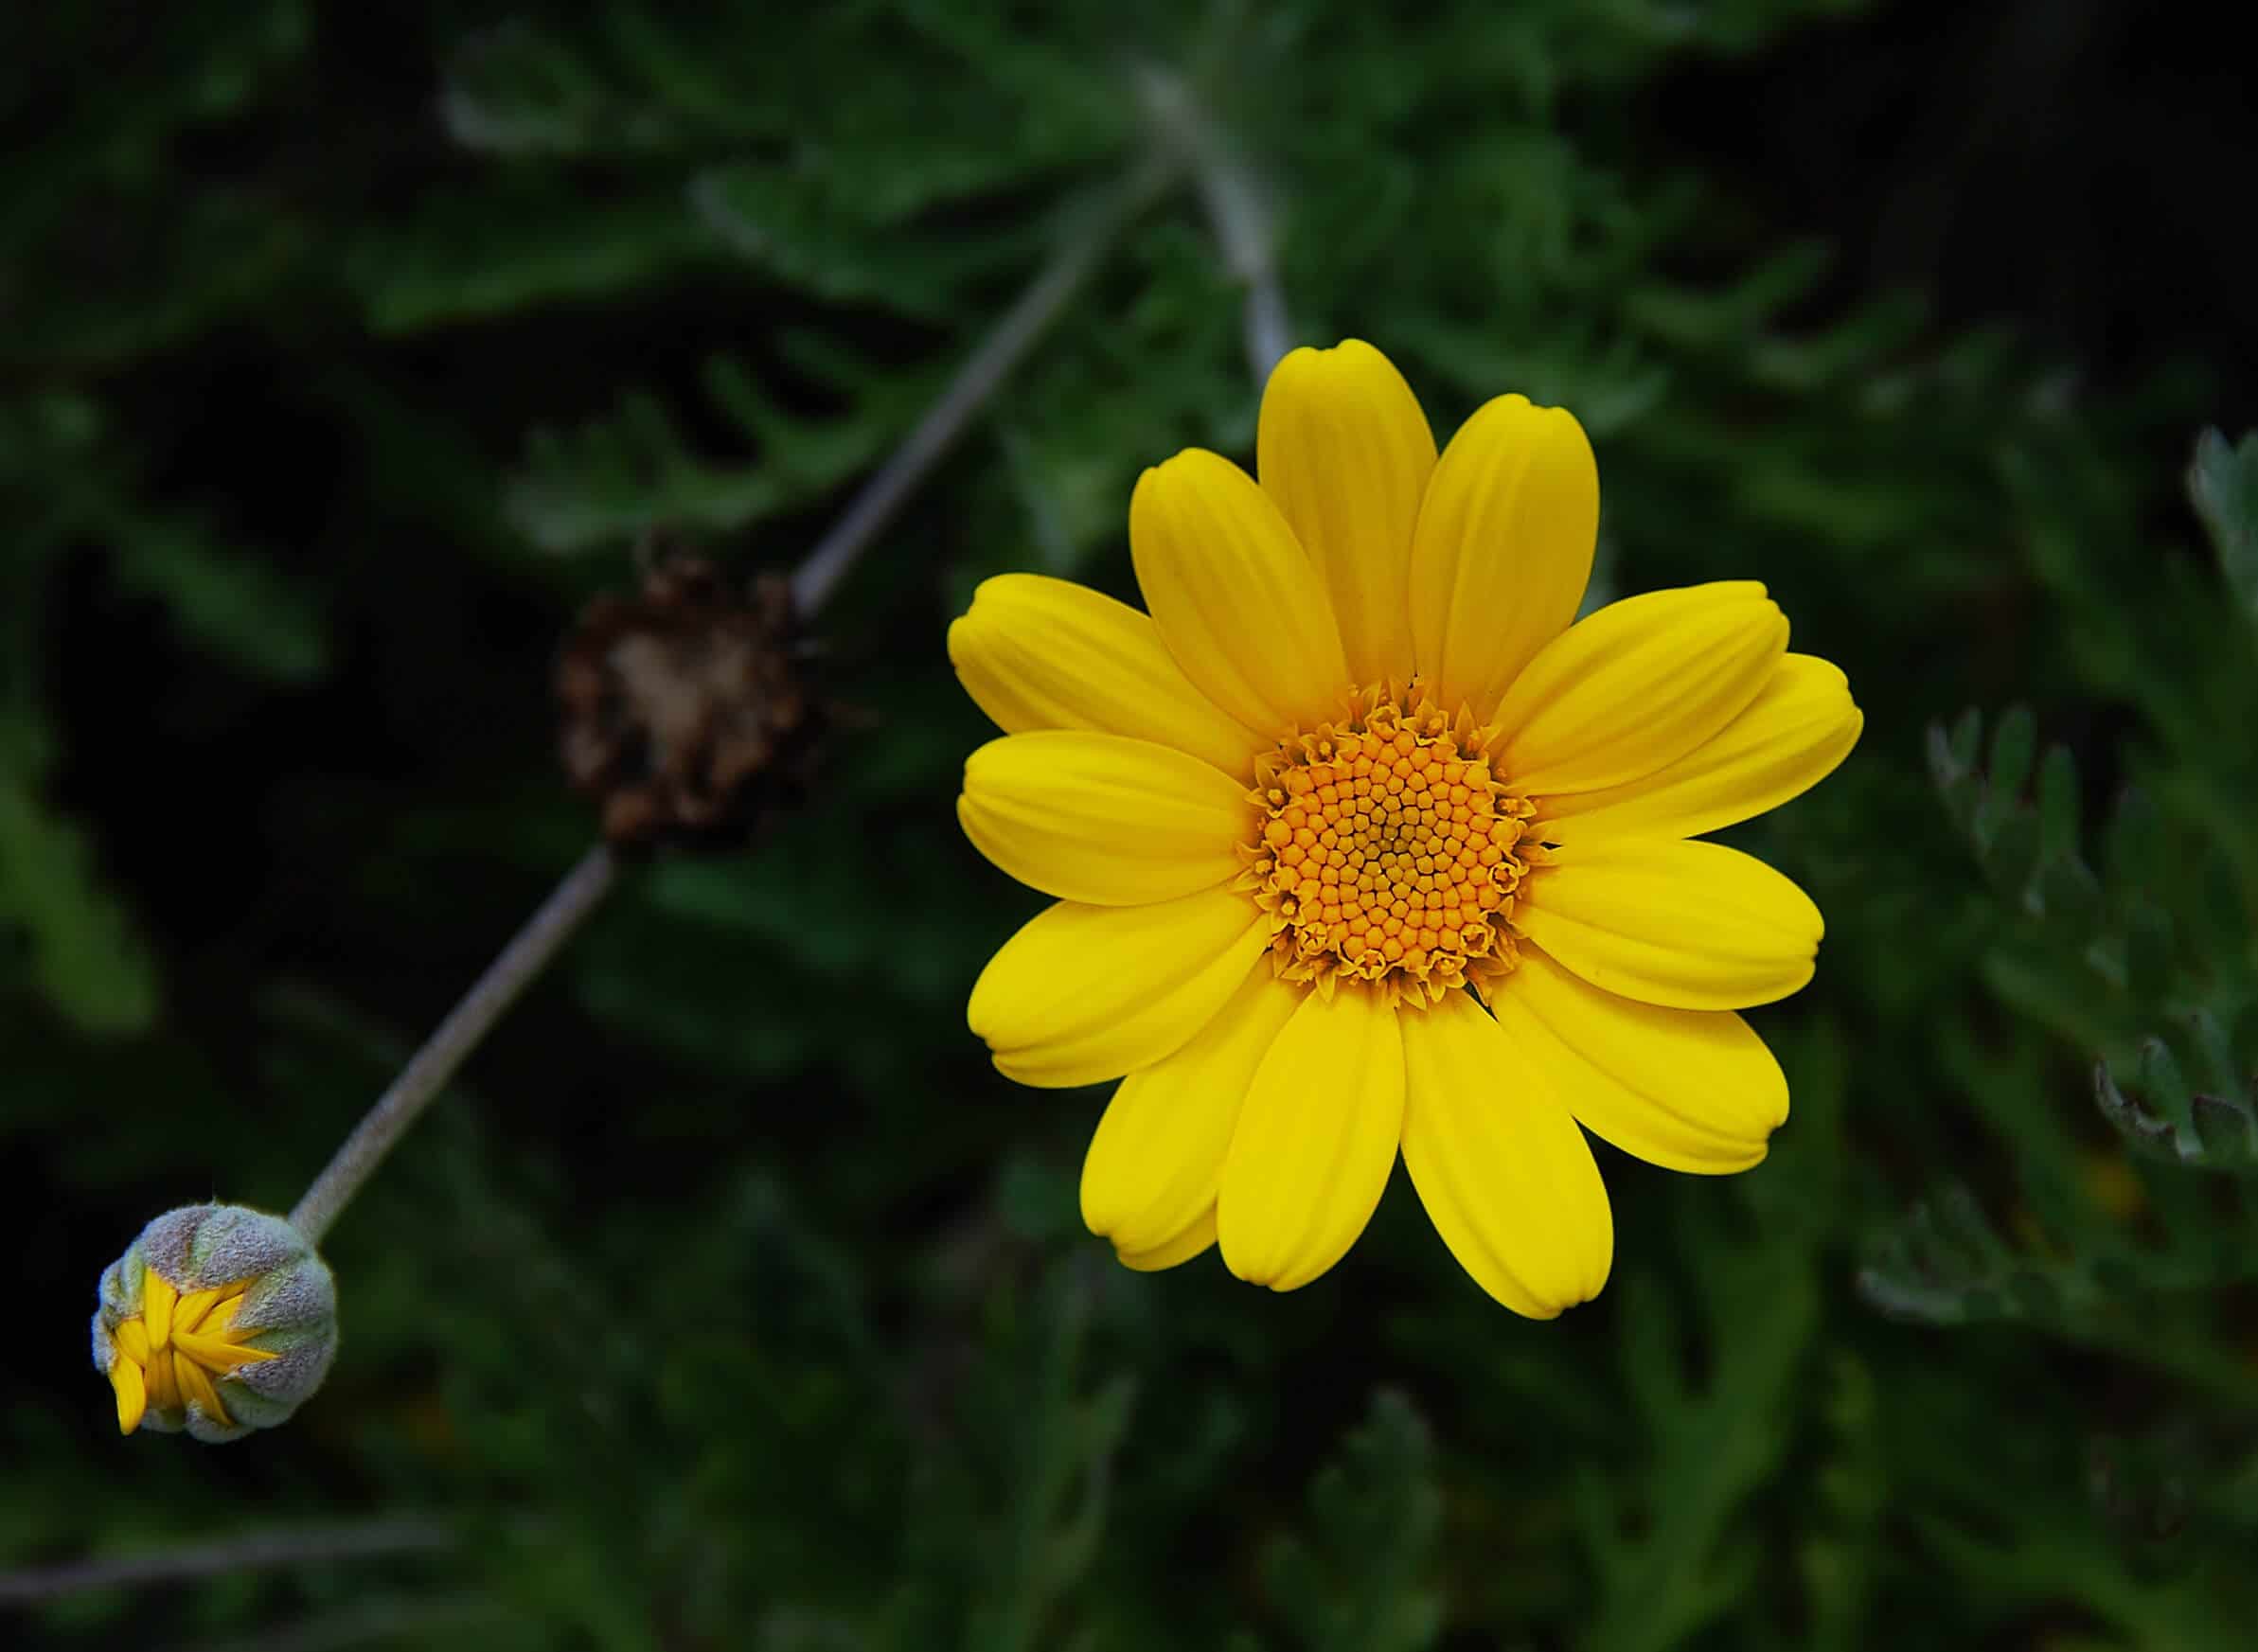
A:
91 1203 338 1444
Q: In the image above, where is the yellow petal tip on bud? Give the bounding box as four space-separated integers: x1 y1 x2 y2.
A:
92 1203 339 1445
108 1355 147 1435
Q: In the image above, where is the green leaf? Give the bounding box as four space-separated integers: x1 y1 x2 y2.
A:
2103 787 2160 887
1985 808 2042 902
2096 1049 2258 1176
1987 704 2036 811
2182 1006 2239 1097
503 342 938 554
0 724 160 1036
2137 1037 2196 1139
439 18 644 158
2035 855 2102 924
1582 1231 1819 1652
1928 709 1983 835
106 521 329 684
2036 745 2079 866
2095 1057 2182 1162
1930 1183 2013 1282
2231 1002 2258 1080
2124 902 2175 1006
2189 1092 2258 1171
1261 1390 1442 1652
349 188 723 333
1797 1355 1886 1652
2188 427 2258 615
1947 705 1982 773
688 162 1022 317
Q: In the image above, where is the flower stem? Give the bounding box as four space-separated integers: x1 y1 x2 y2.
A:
1198 149 1290 382
287 845 615 1246
0 1519 451 1602
288 156 1180 1247
791 154 1177 617
1135 66 1292 382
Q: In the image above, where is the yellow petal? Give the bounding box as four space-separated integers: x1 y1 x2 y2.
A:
116 1318 150 1364
141 1269 176 1352
201 1296 266 1346
1399 989 1612 1317
174 1329 282 1368
1540 654 1862 845
1408 395 1598 717
969 888 1270 1088
1495 583 1787 796
173 1286 224 1336
1256 341 1436 684
1490 947 1787 1173
173 1349 232 1430
1129 449 1349 737
1516 840 1822 1011
145 1340 180 1412
109 1356 147 1435
958 732 1249 906
1218 985 1404 1291
948 574 1262 776
1082 966 1304 1254
1117 1206 1218 1272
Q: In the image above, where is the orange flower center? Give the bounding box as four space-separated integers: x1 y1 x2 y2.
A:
1241 687 1532 1007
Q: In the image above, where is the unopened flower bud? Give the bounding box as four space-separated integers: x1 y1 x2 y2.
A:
91 1203 338 1444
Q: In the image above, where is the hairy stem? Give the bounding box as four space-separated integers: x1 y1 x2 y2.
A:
0 1519 451 1603
791 155 1177 616
288 156 1180 1247
288 844 616 1245
1136 66 1292 382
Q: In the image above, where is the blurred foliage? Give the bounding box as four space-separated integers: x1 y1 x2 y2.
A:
7 1 2257 1649
1861 430 2258 1430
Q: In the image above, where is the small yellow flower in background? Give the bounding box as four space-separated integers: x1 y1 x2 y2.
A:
94 1203 338 1442
950 341 1861 1315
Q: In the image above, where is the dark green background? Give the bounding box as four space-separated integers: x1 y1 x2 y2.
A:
8 3 2257 1647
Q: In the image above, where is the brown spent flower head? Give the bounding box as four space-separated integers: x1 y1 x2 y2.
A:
556 557 819 848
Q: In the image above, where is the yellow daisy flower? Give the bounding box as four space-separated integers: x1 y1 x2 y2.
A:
949 340 1861 1315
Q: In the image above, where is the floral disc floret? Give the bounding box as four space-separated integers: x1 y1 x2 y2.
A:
1239 684 1536 1008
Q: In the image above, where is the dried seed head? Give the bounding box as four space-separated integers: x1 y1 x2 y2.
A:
92 1203 338 1443
556 558 819 849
